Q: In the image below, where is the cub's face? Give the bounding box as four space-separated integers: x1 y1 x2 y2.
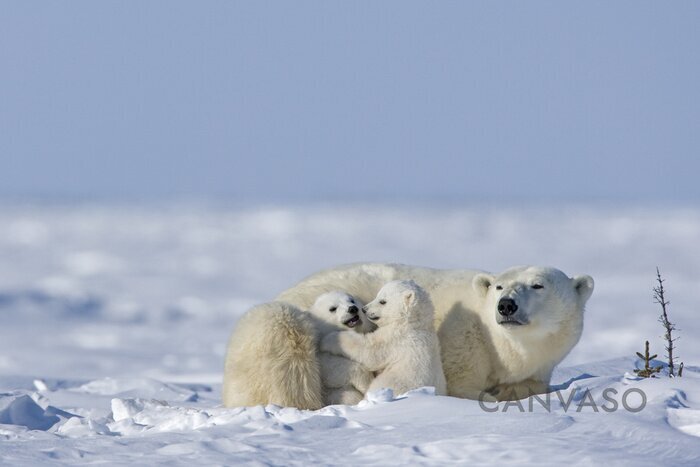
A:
473 266 594 337
309 291 373 332
362 280 427 327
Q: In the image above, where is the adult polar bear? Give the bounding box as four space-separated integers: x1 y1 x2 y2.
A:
274 262 594 401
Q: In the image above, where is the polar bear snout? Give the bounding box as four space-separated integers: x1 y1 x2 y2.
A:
496 297 527 326
497 298 518 316
361 305 380 321
348 305 359 315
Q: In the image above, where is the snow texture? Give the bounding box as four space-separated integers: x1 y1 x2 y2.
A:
1 203 699 465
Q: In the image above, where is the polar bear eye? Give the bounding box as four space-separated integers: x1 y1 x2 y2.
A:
349 298 355 304
532 284 544 290
379 299 386 305
495 285 503 290
329 306 337 312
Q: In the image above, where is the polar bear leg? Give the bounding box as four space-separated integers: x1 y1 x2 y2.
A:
490 379 549 401
325 388 364 405
320 353 374 394
321 331 388 372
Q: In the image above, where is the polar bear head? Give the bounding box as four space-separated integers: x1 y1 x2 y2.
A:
362 280 434 330
308 291 375 335
472 266 594 339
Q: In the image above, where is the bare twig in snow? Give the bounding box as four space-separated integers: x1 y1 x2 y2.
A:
654 267 680 377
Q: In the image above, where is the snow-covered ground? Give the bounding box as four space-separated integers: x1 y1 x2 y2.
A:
1 202 699 465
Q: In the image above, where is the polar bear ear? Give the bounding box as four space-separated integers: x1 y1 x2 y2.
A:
473 273 495 297
402 289 415 314
573 275 594 305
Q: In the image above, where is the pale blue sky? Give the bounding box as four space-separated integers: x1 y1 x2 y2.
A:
2 1 699 202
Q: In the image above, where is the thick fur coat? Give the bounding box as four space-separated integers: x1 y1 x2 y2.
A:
321 280 447 396
223 263 594 407
222 291 374 408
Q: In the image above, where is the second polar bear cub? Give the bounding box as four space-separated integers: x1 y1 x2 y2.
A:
308 291 376 405
321 280 447 396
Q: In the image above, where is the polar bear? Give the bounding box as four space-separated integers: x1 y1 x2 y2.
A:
274 263 594 401
222 301 323 409
222 291 374 408
321 280 447 396
307 291 376 405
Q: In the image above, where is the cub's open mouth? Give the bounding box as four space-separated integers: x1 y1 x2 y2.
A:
343 315 361 327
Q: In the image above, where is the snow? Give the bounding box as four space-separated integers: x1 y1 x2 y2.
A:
1 202 699 465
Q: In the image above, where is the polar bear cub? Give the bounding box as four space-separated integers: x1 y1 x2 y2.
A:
222 291 375 409
307 291 376 405
321 280 447 396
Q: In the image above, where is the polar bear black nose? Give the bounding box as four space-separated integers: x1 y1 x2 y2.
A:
348 305 358 314
361 306 368 314
497 298 518 316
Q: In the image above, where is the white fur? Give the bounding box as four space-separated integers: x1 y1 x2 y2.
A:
321 280 447 396
276 263 594 401
307 291 375 405
222 291 374 408
222 301 323 409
